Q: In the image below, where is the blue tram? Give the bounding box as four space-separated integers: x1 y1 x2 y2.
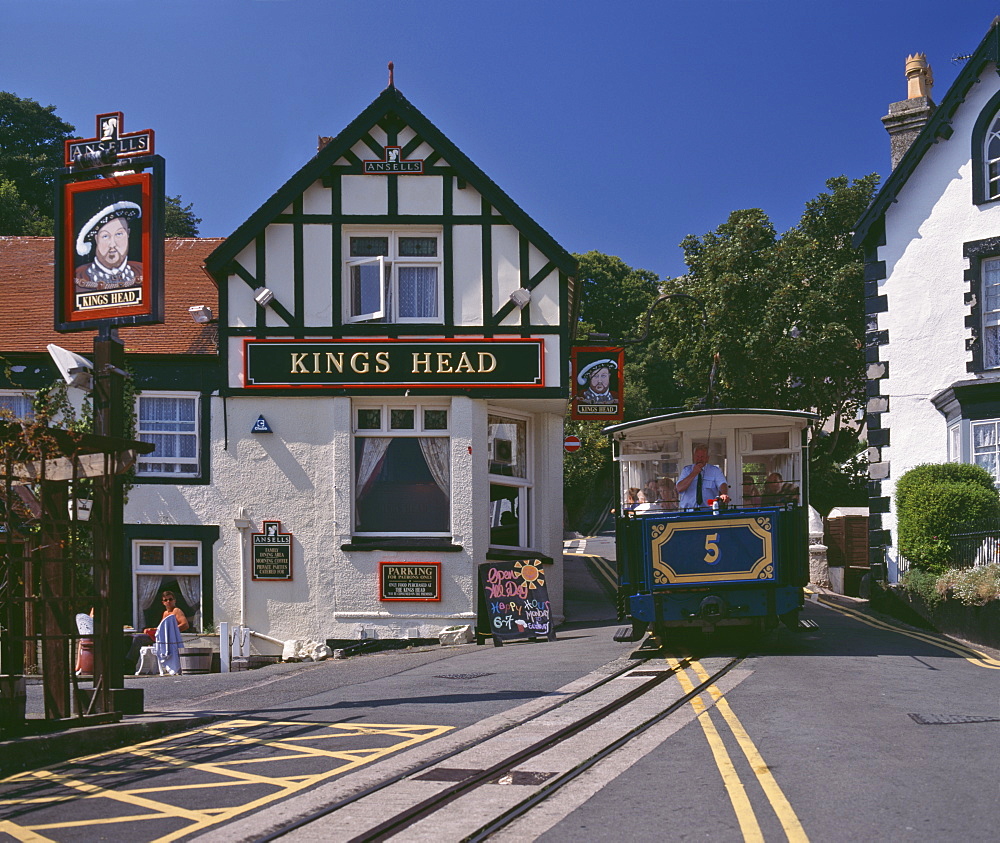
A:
605 409 816 638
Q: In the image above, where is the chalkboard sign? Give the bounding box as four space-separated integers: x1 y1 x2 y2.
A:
478 560 555 646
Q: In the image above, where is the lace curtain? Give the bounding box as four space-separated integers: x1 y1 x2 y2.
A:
356 437 391 499
398 267 437 318
418 437 450 497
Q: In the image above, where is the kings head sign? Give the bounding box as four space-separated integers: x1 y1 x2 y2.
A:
244 339 544 389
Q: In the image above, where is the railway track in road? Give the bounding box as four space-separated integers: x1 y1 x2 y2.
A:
258 646 749 843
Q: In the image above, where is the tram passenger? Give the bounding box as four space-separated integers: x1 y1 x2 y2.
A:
623 487 640 511
634 490 658 512
742 473 760 506
657 478 679 510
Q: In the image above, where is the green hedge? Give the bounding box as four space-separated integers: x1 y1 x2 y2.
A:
896 463 1000 573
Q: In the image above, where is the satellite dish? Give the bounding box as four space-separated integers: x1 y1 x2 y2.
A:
46 344 93 391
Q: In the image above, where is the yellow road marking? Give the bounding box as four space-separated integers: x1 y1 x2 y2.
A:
816 597 1000 669
689 661 809 842
0 720 452 843
566 552 618 589
0 820 55 842
667 657 764 842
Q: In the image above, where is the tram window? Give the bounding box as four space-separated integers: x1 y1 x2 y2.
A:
742 456 800 506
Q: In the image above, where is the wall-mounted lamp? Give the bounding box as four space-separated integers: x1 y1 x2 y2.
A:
188 305 214 324
254 287 275 308
509 288 531 310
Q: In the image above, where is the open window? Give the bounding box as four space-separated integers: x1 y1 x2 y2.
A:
344 231 442 324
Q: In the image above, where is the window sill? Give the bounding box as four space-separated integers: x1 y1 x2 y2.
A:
486 547 554 565
342 538 464 552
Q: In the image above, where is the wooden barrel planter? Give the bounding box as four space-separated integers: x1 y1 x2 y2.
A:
179 648 214 674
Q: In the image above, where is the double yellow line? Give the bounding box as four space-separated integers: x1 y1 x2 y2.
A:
816 597 1000 670
666 656 809 842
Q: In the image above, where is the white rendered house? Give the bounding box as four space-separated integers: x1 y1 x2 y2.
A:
856 22 1000 581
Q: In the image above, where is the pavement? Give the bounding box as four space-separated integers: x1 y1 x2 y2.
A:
0 546 624 778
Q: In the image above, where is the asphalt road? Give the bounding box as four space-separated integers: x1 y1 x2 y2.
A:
3 538 999 842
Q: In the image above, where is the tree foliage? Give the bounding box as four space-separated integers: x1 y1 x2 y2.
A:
164 195 202 237
0 91 202 238
563 176 880 528
654 175 879 433
0 92 74 233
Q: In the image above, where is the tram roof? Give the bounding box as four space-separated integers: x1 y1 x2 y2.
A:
602 408 819 437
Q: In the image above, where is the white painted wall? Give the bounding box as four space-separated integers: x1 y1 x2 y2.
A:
877 65 1000 568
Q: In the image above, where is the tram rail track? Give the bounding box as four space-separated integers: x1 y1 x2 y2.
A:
256 646 746 843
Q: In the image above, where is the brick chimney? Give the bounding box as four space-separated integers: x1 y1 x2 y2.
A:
882 53 936 169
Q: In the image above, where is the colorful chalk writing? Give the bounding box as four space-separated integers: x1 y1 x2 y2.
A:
478 560 554 645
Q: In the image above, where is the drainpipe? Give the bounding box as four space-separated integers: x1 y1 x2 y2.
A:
234 507 251 627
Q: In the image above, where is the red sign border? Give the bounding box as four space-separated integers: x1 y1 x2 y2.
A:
241 337 546 390
58 171 158 328
379 561 442 602
570 345 625 422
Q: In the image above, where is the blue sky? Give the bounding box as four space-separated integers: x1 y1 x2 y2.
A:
2 1 997 279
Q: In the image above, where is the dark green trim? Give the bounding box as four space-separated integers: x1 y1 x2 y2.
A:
272 213 517 225
443 174 454 328
255 235 266 333
293 196 305 339
205 86 576 278
331 172 343 330
341 539 464 552
519 234 530 329
222 385 569 399
854 20 1000 246
481 195 493 332
222 323 564 337
123 523 219 629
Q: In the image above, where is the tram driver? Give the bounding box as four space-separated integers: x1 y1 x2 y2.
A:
676 445 730 510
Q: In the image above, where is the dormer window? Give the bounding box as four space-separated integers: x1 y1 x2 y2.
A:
345 230 442 324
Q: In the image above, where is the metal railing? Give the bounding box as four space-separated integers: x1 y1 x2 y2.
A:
949 517 1000 568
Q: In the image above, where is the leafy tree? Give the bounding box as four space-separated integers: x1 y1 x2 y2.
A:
0 178 52 235
0 92 74 232
655 174 879 442
164 195 202 237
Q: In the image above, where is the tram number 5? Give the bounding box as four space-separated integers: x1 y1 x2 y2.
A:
703 533 720 565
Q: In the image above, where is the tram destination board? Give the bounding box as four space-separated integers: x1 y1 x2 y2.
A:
252 520 293 581
477 559 555 646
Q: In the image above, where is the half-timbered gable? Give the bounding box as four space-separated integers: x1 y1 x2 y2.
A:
205 84 576 393
194 83 577 644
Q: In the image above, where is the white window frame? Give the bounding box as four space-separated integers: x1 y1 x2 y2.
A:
488 411 533 549
132 539 202 629
353 401 451 537
135 391 200 478
343 229 443 325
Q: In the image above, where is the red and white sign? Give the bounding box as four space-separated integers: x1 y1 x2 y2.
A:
564 435 582 453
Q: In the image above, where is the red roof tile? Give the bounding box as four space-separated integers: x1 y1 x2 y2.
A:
0 237 222 355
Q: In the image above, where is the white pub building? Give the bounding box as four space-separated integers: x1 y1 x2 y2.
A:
149 80 578 645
